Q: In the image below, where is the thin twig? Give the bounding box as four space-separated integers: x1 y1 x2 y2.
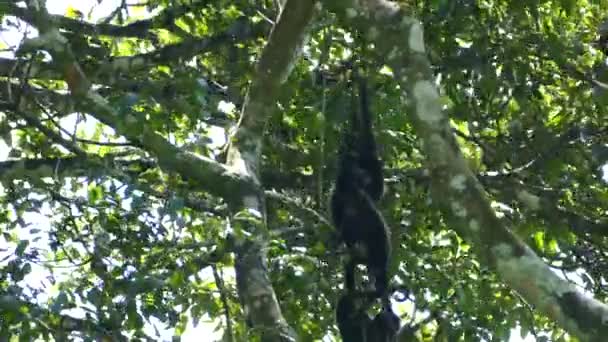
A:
212 265 234 342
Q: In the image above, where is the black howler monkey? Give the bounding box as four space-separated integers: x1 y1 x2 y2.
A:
341 76 384 201
333 70 400 342
330 74 390 298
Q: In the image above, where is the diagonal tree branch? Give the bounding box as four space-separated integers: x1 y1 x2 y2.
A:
0 155 329 226
17 1 255 203
0 77 232 129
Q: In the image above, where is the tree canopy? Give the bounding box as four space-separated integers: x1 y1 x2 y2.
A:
1 0 608 341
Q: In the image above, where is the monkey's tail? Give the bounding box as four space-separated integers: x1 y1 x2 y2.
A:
351 70 373 131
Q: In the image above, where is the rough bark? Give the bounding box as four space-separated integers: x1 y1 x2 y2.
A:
224 1 316 341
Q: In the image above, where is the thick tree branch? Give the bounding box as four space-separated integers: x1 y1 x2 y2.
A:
0 155 227 217
224 0 316 340
0 156 333 226
322 0 608 340
0 155 151 180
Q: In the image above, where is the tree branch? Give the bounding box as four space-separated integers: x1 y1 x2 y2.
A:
18 1 255 202
224 0 316 340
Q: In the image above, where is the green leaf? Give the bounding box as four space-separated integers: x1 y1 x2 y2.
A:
15 240 28 257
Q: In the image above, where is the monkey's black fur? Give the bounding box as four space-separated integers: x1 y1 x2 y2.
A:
336 188 391 298
368 302 401 342
342 77 384 201
330 76 390 298
336 290 400 342
336 292 372 342
332 72 398 342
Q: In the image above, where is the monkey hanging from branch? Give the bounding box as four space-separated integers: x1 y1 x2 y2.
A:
331 68 389 299
331 67 401 341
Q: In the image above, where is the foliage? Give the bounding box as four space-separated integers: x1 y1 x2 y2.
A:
0 0 607 341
